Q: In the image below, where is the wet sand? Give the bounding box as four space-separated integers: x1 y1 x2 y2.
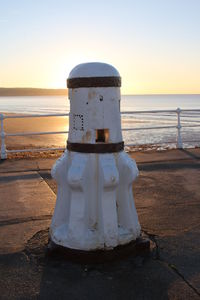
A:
2 113 69 150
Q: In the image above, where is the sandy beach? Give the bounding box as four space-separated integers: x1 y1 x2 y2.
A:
2 113 69 151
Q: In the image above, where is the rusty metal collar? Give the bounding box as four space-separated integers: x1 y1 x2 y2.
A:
67 76 121 89
67 141 124 153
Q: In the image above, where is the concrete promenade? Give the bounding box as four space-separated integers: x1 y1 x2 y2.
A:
0 148 200 299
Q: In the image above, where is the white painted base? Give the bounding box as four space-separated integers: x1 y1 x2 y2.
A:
50 150 141 250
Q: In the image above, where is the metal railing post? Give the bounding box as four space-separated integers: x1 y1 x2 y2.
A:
0 114 7 159
176 108 183 149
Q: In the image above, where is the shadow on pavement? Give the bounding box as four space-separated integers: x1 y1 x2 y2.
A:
0 172 41 183
180 149 200 160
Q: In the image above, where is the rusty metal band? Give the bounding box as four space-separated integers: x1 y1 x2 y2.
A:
67 76 121 88
67 141 124 153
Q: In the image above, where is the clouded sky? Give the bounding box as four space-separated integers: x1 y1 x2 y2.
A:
0 0 200 94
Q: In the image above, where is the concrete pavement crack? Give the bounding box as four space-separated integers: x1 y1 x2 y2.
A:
168 263 200 297
142 229 200 298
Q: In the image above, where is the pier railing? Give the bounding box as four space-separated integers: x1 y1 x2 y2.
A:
1 108 200 159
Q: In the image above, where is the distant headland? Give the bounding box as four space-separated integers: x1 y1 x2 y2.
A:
0 88 67 96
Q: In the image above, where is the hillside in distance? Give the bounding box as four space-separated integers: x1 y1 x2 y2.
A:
0 88 67 96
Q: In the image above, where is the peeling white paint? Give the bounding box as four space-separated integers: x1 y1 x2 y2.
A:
50 63 141 250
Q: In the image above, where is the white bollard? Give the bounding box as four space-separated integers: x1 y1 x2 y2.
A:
50 63 141 252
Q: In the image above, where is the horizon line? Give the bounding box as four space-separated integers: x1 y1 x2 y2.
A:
0 87 200 96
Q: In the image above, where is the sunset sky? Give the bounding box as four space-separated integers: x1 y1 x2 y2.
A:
0 0 200 94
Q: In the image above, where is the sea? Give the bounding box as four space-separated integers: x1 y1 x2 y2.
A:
0 94 200 149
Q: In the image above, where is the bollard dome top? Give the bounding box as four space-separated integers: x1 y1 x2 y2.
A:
67 62 121 88
68 62 120 79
